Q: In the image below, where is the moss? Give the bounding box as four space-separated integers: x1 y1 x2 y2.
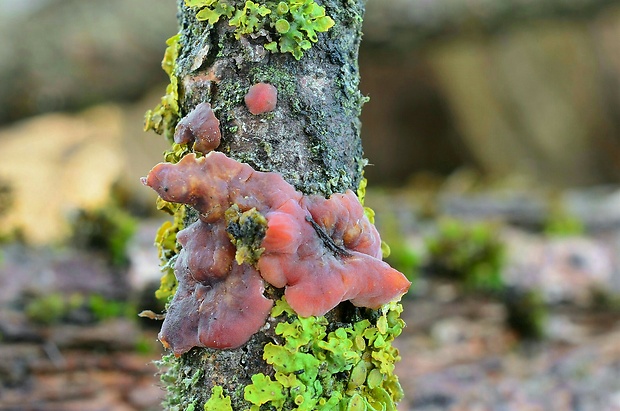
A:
241 298 405 410
25 293 68 325
159 353 205 411
544 209 584 237
504 289 547 340
25 292 135 325
213 77 247 115
185 0 334 60
88 294 135 321
249 65 297 98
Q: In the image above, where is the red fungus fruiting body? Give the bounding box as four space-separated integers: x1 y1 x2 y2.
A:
144 152 301 223
143 152 410 354
173 102 221 154
159 220 272 354
244 82 278 115
259 191 411 317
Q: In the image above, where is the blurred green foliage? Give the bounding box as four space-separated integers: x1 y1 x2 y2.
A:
25 293 72 325
544 209 584 237
24 292 135 325
504 289 547 340
70 202 137 266
88 294 135 321
377 213 420 284
426 218 505 293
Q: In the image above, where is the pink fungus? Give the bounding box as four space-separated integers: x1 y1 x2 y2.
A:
259 191 411 317
144 152 300 223
159 220 273 354
244 82 278 115
143 152 410 353
174 102 221 154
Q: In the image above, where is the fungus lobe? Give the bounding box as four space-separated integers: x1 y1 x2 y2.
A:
159 220 273 355
244 82 278 115
259 191 411 317
173 102 221 154
143 152 410 354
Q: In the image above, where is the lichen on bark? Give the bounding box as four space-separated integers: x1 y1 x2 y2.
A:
174 0 366 197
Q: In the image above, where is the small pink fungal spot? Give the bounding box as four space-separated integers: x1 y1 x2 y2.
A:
174 102 221 154
245 82 278 115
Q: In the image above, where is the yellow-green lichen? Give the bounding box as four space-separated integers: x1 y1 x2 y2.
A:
154 200 186 300
163 142 194 164
145 33 182 142
243 298 405 410
224 204 267 266
204 386 233 411
185 0 334 60
357 177 390 259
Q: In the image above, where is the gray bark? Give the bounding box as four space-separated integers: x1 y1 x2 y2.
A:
175 0 366 197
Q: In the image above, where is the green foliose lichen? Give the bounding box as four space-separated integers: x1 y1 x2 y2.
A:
145 33 182 142
204 386 234 411
154 199 186 300
185 0 334 60
241 298 405 410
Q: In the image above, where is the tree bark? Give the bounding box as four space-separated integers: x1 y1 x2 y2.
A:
175 0 366 197
157 0 380 409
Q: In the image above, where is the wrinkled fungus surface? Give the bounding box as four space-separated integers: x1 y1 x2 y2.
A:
260 192 411 317
245 82 278 115
159 220 273 354
143 152 410 353
173 102 221 154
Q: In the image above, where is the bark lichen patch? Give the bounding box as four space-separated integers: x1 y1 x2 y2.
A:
183 0 335 60
225 204 268 265
241 298 405 410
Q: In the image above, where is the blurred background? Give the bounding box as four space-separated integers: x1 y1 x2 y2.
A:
2 0 620 410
